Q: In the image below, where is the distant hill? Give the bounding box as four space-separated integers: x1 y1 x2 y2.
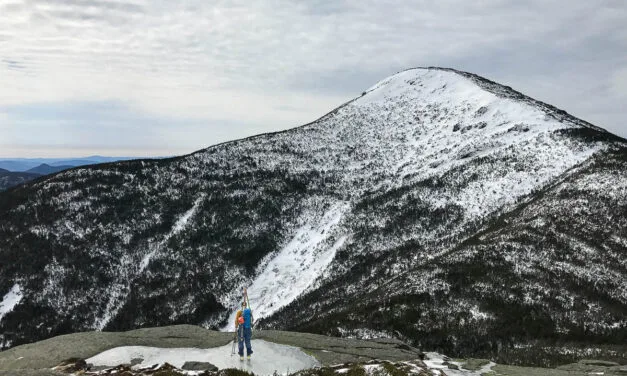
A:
48 159 98 167
26 164 74 175
0 161 36 172
0 170 41 191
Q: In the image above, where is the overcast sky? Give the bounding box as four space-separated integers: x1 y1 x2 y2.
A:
0 0 625 158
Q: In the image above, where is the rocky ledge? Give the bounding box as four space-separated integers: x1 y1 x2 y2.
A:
0 325 625 376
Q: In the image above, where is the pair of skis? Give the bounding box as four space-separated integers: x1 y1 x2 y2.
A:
230 287 251 356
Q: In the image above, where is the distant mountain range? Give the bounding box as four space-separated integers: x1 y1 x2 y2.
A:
0 156 139 172
25 164 74 175
0 157 155 191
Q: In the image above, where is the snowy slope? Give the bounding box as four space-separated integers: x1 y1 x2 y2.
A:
0 67 625 358
222 202 350 328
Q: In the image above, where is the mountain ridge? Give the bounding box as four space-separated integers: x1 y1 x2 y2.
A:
26 164 75 175
0 170 42 192
186 67 623 161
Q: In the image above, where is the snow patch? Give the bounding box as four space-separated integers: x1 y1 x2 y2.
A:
0 284 23 321
172 199 202 234
93 282 129 331
85 339 320 375
423 352 495 376
139 195 204 272
337 327 394 340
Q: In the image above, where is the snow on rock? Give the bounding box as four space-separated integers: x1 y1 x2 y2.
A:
223 202 350 329
423 352 495 376
85 339 320 375
0 284 22 321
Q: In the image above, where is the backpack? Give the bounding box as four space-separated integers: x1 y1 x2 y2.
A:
243 308 252 328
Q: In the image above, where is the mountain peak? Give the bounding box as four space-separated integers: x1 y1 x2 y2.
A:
356 67 614 139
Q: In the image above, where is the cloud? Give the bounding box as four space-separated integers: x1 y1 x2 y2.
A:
0 99 276 154
0 0 626 157
611 68 627 98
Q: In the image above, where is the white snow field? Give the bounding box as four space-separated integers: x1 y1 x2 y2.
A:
86 339 320 375
222 202 349 330
0 284 22 321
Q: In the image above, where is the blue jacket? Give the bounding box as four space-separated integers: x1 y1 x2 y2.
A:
242 308 253 329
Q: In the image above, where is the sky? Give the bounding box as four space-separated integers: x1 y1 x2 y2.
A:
0 0 625 158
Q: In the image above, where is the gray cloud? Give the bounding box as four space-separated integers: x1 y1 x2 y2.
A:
0 0 625 157
2 58 26 71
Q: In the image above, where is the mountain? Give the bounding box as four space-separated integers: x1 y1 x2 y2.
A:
0 170 41 191
0 163 75 190
0 67 625 365
26 163 75 175
48 159 98 167
0 160 37 172
46 157 140 167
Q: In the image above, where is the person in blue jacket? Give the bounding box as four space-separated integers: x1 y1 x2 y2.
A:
235 301 254 360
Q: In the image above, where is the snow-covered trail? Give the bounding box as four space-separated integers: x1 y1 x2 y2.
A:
222 202 350 330
86 339 320 375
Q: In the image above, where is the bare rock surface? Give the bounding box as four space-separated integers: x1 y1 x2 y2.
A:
0 325 421 375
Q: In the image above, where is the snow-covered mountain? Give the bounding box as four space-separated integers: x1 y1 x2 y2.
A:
0 68 625 361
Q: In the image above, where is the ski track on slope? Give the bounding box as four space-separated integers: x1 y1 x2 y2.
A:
94 195 205 330
0 284 23 322
222 202 350 330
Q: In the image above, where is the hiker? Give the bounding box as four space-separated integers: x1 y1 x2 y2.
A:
235 301 254 360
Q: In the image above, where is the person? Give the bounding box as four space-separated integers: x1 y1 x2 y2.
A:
234 301 253 360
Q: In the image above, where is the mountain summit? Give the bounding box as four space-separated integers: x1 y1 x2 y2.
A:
1 68 625 362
